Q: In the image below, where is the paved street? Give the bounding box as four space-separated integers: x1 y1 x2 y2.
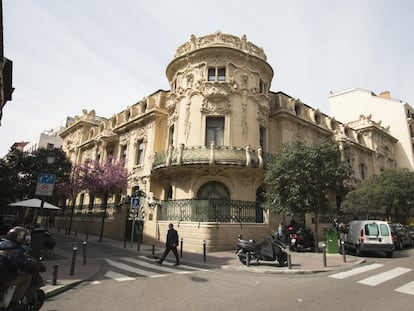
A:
35 229 414 310
43 252 414 311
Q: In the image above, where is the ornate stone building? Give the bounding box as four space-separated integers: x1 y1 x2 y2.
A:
58 32 397 252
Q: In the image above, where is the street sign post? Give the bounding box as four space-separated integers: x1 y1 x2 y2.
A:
35 173 56 196
130 196 140 247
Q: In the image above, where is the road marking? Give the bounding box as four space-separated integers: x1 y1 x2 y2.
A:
357 267 412 286
138 256 210 272
104 270 135 282
104 258 166 278
394 280 414 296
329 263 384 279
121 257 192 274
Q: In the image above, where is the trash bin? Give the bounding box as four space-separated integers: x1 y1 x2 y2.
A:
30 228 45 259
324 228 339 253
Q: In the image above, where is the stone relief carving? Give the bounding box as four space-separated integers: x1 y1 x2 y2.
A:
184 100 191 143
174 32 267 61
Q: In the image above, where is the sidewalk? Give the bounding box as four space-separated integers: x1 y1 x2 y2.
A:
40 228 365 297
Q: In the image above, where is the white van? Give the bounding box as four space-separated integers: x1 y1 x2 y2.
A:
343 220 394 257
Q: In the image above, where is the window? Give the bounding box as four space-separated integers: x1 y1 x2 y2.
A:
120 145 127 159
46 143 54 150
259 126 266 150
197 181 230 199
259 80 265 93
359 163 366 180
136 140 144 165
168 126 174 146
206 117 224 146
208 67 226 82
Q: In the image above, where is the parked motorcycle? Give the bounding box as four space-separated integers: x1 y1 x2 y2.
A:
0 255 46 311
289 228 315 252
236 235 288 266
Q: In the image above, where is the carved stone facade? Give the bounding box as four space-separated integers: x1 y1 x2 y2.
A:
59 32 399 250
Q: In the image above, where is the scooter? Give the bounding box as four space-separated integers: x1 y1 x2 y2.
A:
0 255 46 311
289 228 315 252
236 234 288 266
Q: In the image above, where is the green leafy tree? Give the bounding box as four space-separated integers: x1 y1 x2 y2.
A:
79 157 129 242
264 141 350 245
0 148 71 209
341 169 414 222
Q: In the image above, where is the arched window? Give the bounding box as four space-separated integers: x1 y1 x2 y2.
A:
197 181 230 199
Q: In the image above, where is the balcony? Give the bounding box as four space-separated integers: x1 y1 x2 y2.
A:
153 145 273 170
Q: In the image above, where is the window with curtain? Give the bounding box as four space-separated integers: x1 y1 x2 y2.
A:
206 117 224 146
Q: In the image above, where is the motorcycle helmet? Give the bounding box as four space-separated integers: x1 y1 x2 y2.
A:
6 226 31 245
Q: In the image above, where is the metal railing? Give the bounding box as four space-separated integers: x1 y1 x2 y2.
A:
158 198 265 223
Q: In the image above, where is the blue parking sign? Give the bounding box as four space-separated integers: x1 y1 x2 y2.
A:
131 197 140 208
38 173 56 184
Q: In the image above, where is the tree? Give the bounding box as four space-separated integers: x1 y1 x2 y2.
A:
79 157 128 242
264 141 350 246
341 169 414 222
0 148 72 209
56 163 85 234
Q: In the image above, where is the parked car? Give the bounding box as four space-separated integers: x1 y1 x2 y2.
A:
0 214 19 235
406 226 414 241
343 220 394 257
389 223 413 249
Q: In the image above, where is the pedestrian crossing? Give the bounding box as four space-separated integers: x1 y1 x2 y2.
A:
329 263 414 296
93 256 210 284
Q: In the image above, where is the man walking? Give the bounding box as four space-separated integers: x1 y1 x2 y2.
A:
157 223 180 266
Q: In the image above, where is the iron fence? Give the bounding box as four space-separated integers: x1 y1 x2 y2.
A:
158 198 265 223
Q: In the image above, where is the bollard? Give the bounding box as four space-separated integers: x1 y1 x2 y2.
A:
341 240 346 262
82 241 87 265
152 244 155 257
52 264 59 285
57 227 60 233
287 254 292 269
85 233 89 241
123 239 126 248
65 228 68 235
137 241 140 252
246 252 250 267
180 238 183 258
70 246 78 275
203 240 206 262
322 243 327 267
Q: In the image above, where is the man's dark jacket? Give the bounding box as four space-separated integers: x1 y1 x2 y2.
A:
166 229 179 247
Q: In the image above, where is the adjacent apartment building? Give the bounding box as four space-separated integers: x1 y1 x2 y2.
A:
57 32 401 251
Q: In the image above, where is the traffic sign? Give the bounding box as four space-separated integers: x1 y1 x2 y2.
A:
131 197 140 208
38 173 56 184
36 173 56 196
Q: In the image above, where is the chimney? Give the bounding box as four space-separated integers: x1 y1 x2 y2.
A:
379 91 391 98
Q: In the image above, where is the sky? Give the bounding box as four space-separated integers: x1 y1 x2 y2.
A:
1 0 414 157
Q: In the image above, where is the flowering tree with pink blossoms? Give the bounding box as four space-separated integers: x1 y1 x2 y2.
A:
78 157 128 242
57 163 85 234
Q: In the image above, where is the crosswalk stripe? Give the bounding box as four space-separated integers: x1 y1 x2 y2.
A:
105 270 135 282
121 257 192 274
357 267 412 286
329 263 384 279
137 256 210 272
104 258 166 278
394 280 414 296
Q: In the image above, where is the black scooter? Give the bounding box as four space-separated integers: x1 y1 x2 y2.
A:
236 234 288 266
0 254 46 311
